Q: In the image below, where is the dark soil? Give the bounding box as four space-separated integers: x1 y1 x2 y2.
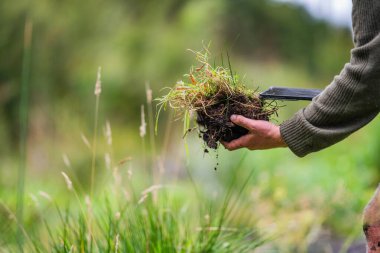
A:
195 91 271 149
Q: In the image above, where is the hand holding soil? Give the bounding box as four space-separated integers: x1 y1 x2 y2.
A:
157 47 279 149
221 115 287 151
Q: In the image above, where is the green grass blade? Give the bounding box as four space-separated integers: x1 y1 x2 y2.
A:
16 18 33 252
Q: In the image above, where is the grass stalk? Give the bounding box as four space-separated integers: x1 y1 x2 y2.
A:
140 104 148 179
203 152 248 250
145 82 156 164
16 18 33 252
91 67 102 199
1 202 34 252
161 110 174 161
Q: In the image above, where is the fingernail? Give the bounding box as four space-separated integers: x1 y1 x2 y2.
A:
230 115 237 121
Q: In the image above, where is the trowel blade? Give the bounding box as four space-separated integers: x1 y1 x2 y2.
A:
259 87 322 101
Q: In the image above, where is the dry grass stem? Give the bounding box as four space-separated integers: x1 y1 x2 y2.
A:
138 194 149 204
29 194 39 207
94 66 102 96
117 156 132 166
141 184 163 196
81 132 92 149
146 82 153 104
105 120 112 146
62 154 71 168
61 172 73 191
115 234 120 252
140 105 147 138
38 191 52 202
105 153 111 170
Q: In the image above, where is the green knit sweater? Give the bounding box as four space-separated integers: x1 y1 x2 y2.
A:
280 0 380 157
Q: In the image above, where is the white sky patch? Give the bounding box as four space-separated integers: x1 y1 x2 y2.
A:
276 0 352 27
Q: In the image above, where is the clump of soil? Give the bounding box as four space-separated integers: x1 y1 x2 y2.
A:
196 91 270 149
157 48 277 149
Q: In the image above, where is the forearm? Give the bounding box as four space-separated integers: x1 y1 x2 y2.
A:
280 0 380 157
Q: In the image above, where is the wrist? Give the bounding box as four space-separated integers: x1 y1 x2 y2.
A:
274 125 287 148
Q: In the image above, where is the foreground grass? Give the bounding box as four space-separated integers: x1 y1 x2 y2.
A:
1 60 378 252
0 157 267 252
0 66 267 252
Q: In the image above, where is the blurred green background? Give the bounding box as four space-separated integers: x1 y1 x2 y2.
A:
1 0 379 252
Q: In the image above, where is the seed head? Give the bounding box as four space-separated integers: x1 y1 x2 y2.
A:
61 171 73 191
139 105 146 138
145 82 152 104
30 194 39 207
115 234 120 252
85 195 92 214
141 184 163 196
94 66 102 96
105 153 111 170
62 154 71 168
105 120 112 145
81 133 91 149
138 194 148 204
39 191 52 202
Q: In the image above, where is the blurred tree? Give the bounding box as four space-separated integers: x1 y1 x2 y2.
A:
221 0 352 79
0 1 26 150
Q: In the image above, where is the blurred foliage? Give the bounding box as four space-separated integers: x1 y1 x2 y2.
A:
0 0 352 152
222 0 352 78
1 0 379 251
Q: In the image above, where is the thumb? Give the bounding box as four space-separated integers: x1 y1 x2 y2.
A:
230 115 254 130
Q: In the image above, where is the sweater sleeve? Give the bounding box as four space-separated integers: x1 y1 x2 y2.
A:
280 0 380 157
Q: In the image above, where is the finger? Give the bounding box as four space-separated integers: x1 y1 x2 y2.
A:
221 140 238 151
220 141 228 147
223 141 243 151
231 115 277 134
223 134 252 151
230 115 254 130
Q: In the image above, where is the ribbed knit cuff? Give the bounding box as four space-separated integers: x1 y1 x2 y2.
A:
280 111 314 158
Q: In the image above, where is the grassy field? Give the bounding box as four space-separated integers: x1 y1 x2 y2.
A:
0 59 379 252
1 2 376 250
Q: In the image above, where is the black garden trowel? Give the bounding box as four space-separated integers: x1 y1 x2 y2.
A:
259 86 322 101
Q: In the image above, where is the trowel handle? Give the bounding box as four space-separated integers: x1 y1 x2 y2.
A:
259 87 322 101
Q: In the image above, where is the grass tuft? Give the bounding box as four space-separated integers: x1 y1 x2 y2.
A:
156 46 278 149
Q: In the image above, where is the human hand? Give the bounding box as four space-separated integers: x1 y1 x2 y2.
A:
221 115 287 151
